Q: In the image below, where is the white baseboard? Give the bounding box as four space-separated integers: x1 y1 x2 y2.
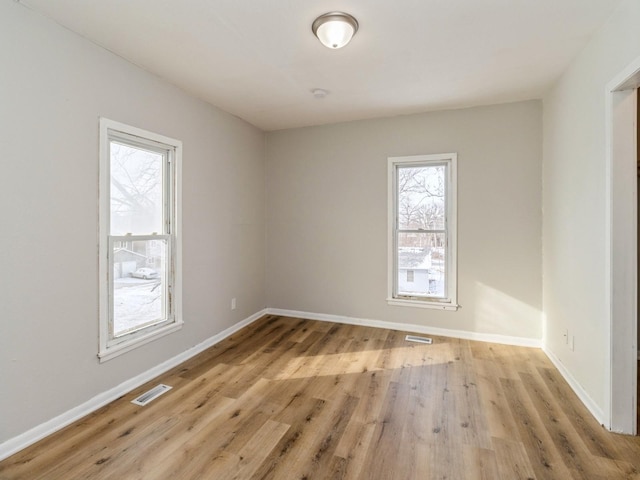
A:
542 345 605 426
0 309 267 462
266 308 541 348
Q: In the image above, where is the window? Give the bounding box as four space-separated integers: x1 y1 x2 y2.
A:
99 118 182 361
388 153 457 310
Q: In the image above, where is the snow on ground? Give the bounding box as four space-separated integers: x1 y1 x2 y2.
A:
113 278 163 335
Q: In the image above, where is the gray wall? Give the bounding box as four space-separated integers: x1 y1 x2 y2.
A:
0 2 265 443
543 0 640 412
266 101 542 340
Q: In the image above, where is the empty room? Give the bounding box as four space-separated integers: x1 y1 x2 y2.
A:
2 0 640 478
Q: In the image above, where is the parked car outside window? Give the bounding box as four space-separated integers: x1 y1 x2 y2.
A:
131 268 158 280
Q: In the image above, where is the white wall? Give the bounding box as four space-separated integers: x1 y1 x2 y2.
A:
266 101 542 340
0 2 265 444
543 0 640 413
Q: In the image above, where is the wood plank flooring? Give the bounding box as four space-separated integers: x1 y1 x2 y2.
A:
1 315 640 479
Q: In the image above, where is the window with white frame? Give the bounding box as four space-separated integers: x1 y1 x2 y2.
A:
99 118 182 361
388 153 457 310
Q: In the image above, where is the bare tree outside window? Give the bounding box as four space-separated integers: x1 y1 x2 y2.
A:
395 163 448 298
109 142 167 336
110 143 163 236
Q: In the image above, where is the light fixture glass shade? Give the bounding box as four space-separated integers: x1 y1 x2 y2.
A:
312 12 358 49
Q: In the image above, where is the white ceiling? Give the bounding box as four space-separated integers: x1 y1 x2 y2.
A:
20 0 621 131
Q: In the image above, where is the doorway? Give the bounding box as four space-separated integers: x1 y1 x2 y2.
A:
607 60 639 435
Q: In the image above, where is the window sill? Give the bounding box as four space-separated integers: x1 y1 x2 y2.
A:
387 298 459 311
98 320 184 363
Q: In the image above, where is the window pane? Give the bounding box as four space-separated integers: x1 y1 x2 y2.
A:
110 142 164 235
112 239 168 337
397 232 446 297
397 165 445 230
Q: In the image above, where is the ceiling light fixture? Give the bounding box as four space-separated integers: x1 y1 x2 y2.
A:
312 12 359 49
311 88 329 99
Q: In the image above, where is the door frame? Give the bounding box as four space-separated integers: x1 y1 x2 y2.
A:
605 55 640 434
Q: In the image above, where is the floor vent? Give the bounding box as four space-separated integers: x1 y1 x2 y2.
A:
131 384 172 406
405 335 433 344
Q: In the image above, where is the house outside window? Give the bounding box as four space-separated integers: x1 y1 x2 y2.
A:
387 153 458 310
98 118 182 361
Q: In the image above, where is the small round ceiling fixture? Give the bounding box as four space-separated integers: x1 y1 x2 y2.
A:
312 12 359 49
311 88 329 99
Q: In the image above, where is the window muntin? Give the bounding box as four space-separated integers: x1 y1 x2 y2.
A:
99 119 182 361
388 154 457 310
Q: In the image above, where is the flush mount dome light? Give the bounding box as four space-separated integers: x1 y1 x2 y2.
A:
312 12 359 49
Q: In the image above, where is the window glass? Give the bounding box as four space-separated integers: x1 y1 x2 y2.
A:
397 165 445 231
110 142 164 236
397 232 445 298
112 238 168 336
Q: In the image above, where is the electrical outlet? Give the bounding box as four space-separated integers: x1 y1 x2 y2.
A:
231 298 236 310
569 335 575 352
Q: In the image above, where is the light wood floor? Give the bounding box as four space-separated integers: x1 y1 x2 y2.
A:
1 315 640 479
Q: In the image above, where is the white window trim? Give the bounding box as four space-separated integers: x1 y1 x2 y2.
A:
98 118 183 362
387 153 458 311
